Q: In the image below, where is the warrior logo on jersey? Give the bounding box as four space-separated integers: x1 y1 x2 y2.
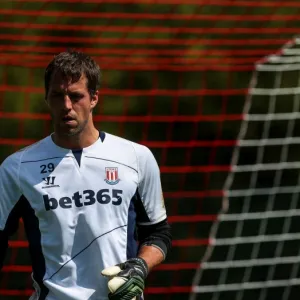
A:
105 167 120 185
42 176 60 189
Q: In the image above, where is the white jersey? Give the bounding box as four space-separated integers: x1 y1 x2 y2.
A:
0 132 167 300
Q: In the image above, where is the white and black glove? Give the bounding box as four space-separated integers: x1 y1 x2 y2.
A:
101 257 148 300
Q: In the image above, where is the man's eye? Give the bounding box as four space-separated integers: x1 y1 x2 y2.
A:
69 94 83 101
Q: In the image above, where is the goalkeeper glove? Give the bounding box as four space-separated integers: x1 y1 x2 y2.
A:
101 257 148 300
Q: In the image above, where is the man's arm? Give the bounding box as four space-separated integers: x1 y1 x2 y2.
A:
137 219 172 271
0 153 23 270
0 203 22 270
138 245 163 272
134 145 172 269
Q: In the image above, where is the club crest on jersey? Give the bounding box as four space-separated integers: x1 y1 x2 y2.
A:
105 167 120 185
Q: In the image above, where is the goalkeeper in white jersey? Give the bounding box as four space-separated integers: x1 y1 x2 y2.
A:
0 50 172 300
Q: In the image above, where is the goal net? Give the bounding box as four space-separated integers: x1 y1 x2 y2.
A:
190 37 300 300
0 1 300 300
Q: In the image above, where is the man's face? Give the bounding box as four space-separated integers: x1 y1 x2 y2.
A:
46 72 98 137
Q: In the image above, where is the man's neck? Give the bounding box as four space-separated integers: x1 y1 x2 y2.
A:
52 126 99 150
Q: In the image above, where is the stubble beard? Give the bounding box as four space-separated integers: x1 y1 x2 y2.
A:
55 117 89 138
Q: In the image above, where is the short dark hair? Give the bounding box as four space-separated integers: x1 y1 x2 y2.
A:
44 50 101 99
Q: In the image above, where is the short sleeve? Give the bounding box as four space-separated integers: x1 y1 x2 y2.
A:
134 145 167 225
0 153 23 230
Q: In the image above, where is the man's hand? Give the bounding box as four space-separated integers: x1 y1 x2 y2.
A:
101 257 148 300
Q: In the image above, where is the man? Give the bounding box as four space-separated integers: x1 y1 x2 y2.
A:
0 50 172 300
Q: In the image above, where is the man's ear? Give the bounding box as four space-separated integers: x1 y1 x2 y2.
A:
91 90 99 110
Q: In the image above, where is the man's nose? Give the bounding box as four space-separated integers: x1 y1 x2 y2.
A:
62 95 72 110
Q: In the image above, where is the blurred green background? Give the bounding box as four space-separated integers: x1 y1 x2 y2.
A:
1 1 300 299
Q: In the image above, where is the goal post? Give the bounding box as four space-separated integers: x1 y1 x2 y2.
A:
190 37 300 300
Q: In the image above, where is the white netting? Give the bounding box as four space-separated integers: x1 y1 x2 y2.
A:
190 37 300 300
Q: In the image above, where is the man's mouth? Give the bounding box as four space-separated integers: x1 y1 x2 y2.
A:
62 116 76 124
